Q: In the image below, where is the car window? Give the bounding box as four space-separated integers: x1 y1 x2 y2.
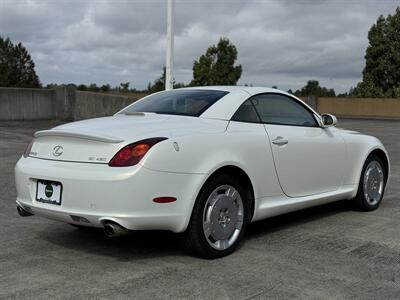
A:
231 100 261 123
250 94 318 127
119 89 229 117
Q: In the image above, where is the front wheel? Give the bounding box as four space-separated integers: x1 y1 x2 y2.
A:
352 154 386 211
183 175 251 258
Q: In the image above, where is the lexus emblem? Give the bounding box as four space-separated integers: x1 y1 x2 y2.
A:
53 145 64 157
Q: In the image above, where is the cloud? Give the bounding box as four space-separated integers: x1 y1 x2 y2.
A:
0 0 398 92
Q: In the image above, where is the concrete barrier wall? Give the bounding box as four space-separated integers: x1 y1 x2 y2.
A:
0 87 142 121
317 97 400 119
301 96 318 111
0 88 56 120
74 91 138 120
1 87 400 121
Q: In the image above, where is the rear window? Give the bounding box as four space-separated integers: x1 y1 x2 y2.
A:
120 89 229 117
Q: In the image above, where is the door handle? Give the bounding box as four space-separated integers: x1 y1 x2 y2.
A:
272 136 288 146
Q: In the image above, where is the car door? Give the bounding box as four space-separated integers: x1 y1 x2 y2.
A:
250 93 345 198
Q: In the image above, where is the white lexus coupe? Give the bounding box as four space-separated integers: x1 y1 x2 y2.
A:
15 87 389 258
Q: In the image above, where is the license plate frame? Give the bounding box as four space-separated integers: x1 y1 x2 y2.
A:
36 180 63 205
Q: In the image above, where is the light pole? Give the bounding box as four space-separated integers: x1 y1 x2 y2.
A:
165 0 174 90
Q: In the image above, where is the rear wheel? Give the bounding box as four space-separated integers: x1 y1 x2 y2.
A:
352 154 386 211
183 175 251 258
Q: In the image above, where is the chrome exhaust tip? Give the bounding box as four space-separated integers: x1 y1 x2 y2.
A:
103 222 129 237
17 205 34 217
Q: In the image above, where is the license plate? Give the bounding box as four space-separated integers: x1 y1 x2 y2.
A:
36 180 62 205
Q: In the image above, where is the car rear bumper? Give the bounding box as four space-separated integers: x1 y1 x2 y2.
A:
15 157 206 232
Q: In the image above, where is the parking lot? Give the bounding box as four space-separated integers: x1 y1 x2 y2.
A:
0 119 399 299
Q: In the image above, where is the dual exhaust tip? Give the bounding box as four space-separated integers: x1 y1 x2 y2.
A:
17 205 34 217
103 222 129 237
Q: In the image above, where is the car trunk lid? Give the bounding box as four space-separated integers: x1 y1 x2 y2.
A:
28 113 227 164
29 132 124 164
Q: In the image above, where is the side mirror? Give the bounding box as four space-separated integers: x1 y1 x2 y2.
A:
321 113 337 128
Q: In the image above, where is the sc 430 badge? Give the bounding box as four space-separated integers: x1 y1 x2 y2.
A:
88 156 107 162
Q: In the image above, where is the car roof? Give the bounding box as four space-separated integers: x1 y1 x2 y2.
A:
177 85 282 96
124 86 319 121
173 86 320 121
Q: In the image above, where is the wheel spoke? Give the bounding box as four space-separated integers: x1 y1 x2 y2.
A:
234 214 244 229
203 221 211 238
208 190 219 206
204 206 212 222
226 187 237 200
217 239 230 250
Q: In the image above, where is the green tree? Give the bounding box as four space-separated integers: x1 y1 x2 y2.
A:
355 7 400 97
173 82 186 89
0 36 40 88
294 80 336 97
147 67 185 92
88 83 100 92
100 84 111 92
77 84 88 91
119 82 130 92
46 83 61 89
148 68 165 92
191 37 242 86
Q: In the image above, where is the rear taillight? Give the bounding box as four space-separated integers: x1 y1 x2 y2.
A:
23 140 34 158
108 138 167 167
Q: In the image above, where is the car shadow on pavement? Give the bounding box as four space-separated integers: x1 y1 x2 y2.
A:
38 200 352 260
38 225 186 260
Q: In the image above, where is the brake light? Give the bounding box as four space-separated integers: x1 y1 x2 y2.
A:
108 138 167 167
23 140 34 158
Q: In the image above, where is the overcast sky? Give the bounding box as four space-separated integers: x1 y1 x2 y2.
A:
1 0 399 92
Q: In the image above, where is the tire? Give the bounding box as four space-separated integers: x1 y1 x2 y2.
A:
352 154 386 211
182 174 252 258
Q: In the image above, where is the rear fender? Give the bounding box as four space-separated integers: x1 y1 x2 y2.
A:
141 129 283 200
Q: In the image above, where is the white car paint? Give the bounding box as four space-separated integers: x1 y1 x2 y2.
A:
264 124 346 197
15 86 389 234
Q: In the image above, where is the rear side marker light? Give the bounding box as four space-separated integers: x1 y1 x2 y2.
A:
153 197 177 203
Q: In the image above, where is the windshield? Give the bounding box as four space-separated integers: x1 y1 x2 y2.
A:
119 89 229 117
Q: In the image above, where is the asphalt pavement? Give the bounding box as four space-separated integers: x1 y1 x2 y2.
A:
0 119 399 299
